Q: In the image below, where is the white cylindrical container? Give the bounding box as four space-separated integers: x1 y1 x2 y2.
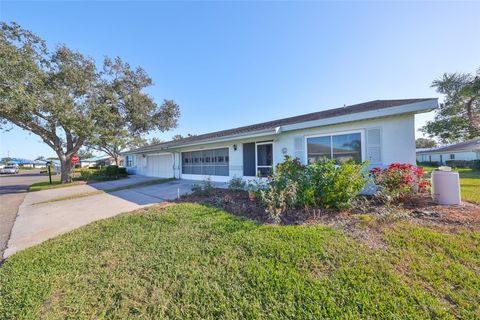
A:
431 170 461 205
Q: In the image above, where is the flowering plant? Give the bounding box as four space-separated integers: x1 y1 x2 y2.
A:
370 163 430 201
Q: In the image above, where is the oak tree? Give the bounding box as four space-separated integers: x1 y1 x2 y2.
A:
0 22 180 182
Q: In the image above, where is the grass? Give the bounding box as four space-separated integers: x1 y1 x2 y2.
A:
1 203 479 319
419 167 480 204
33 178 175 204
28 179 84 192
457 169 480 203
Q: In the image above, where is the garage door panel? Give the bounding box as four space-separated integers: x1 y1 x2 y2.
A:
146 155 173 178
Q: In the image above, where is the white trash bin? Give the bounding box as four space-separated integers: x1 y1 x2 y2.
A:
431 168 461 205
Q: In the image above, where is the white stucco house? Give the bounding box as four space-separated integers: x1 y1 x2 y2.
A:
416 139 480 164
123 99 438 182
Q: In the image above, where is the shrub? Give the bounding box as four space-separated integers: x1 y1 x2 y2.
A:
371 163 430 201
445 160 470 168
446 159 480 170
105 165 119 176
258 156 370 220
191 178 215 196
228 177 246 191
471 159 480 171
416 161 440 167
76 165 127 181
260 181 298 223
302 159 370 209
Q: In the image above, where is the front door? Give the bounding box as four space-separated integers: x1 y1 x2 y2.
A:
256 142 273 177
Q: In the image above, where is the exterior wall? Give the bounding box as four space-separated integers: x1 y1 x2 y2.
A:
172 137 276 182
274 113 415 167
417 151 479 164
126 114 417 181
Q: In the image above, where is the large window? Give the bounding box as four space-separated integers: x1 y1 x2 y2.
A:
182 148 229 176
307 132 362 164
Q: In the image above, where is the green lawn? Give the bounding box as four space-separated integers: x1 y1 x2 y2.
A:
28 179 85 191
1 204 478 319
420 167 480 204
33 178 175 204
457 169 480 203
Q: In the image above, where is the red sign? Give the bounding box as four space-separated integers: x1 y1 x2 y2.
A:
71 155 80 164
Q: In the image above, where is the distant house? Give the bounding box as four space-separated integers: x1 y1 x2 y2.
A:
79 155 120 168
416 139 480 164
123 98 438 181
0 158 48 168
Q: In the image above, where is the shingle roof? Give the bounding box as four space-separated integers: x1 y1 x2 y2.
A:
130 98 436 153
416 139 480 154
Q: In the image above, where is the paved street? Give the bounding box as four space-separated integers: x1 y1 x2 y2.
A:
0 170 47 259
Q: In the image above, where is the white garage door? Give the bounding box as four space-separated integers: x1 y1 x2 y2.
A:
146 154 174 178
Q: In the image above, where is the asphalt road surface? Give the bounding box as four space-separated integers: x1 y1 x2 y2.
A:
0 170 47 259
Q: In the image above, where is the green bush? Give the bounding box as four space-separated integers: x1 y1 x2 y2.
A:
471 159 480 171
417 161 440 167
259 156 370 220
105 165 119 176
445 160 470 168
191 178 215 196
228 177 246 191
76 165 127 181
445 159 480 170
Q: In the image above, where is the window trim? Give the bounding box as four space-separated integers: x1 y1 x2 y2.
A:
304 129 365 164
255 141 274 177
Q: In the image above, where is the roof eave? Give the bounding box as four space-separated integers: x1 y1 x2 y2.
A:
124 128 278 155
281 99 438 133
124 99 439 155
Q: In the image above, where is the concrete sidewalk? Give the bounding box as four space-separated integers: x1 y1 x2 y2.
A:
4 178 212 258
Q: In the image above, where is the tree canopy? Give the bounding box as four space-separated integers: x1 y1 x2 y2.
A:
172 133 196 141
421 68 480 143
0 22 180 182
415 138 437 148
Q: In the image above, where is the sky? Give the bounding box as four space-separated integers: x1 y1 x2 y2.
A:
0 1 479 159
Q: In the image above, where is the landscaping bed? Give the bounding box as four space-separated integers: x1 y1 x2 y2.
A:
178 189 480 228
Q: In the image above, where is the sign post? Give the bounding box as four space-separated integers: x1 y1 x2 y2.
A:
47 161 52 184
71 155 80 180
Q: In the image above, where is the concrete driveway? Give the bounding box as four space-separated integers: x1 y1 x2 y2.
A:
0 170 47 259
4 177 208 258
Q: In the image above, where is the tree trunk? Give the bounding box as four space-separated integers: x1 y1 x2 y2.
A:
114 155 119 166
59 155 74 183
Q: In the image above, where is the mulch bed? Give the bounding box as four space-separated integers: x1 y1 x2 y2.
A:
175 189 480 249
176 189 480 227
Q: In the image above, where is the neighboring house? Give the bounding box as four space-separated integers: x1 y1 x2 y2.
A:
0 158 48 168
416 139 480 164
123 99 438 182
79 155 118 168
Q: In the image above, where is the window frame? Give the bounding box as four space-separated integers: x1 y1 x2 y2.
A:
126 155 134 167
304 129 365 164
255 141 274 177
181 146 230 177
